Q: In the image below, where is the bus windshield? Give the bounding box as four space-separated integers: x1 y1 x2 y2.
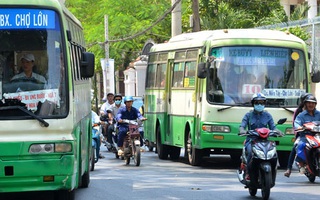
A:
207 46 307 107
0 8 67 117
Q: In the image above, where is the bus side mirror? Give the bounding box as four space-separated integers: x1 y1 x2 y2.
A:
197 62 207 79
312 70 320 83
81 52 95 78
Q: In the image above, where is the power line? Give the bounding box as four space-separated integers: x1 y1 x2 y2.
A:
88 0 182 47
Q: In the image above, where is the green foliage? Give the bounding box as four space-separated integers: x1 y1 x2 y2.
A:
65 0 172 71
280 26 311 42
65 0 311 71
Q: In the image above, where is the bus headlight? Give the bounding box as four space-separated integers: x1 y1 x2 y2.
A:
55 143 72 153
285 128 294 135
202 125 230 133
29 143 72 154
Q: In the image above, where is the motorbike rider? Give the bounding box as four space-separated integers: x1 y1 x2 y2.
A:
105 94 125 150
116 96 147 156
239 93 276 180
92 110 104 158
99 92 114 138
284 92 311 177
293 94 320 173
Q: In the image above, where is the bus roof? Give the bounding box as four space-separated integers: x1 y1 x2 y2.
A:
0 0 82 27
151 29 305 52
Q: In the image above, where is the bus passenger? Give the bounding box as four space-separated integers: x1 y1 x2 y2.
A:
11 53 46 84
116 96 147 156
239 93 276 180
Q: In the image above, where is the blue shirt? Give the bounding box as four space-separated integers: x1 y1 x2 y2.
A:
294 109 320 129
240 110 276 130
116 106 143 127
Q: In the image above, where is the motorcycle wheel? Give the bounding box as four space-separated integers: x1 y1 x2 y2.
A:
134 145 141 166
125 156 130 165
308 174 316 183
261 171 271 200
249 188 257 196
90 147 95 171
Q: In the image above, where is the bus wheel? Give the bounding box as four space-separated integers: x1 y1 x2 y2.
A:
90 147 95 171
156 126 168 159
81 170 90 188
169 146 181 160
55 189 75 200
186 131 202 166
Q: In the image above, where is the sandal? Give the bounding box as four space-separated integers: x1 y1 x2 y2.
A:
284 169 291 177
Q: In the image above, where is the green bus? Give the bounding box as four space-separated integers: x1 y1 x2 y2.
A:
144 29 320 167
0 0 94 199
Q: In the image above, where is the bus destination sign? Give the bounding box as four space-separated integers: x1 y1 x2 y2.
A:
0 9 55 29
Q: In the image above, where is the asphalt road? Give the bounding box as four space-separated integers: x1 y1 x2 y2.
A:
2 146 320 200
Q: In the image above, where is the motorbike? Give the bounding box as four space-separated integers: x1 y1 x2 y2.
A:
295 121 320 183
121 119 143 166
237 118 286 200
100 115 119 158
90 122 102 171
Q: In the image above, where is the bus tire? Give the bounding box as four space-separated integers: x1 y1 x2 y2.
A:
81 170 90 188
156 126 169 159
169 146 181 160
186 131 202 166
90 147 95 171
55 189 75 200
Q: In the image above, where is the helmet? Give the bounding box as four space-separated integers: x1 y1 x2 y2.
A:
107 93 114 97
251 93 266 106
300 92 312 104
304 94 317 104
113 93 122 100
123 96 134 103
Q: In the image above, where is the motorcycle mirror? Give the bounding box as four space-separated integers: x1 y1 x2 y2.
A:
277 118 287 125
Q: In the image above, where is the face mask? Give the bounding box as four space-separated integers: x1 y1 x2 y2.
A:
254 104 265 112
115 100 121 105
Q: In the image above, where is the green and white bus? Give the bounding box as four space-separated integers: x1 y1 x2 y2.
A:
144 29 320 167
0 0 94 199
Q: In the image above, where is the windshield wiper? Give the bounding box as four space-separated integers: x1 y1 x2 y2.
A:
0 105 49 127
280 106 294 114
217 102 251 112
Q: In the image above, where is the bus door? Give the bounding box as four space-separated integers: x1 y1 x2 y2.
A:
165 59 174 141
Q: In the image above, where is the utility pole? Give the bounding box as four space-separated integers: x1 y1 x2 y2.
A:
191 0 201 32
171 0 182 37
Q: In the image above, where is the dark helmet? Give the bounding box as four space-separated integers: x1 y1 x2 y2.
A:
113 93 122 100
299 92 312 104
251 93 267 106
304 94 317 104
123 96 134 103
107 92 114 97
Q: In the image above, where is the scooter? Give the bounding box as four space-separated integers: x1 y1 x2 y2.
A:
90 122 102 171
295 121 320 183
237 118 286 200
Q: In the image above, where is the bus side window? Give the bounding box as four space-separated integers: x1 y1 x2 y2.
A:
172 62 184 87
184 61 196 87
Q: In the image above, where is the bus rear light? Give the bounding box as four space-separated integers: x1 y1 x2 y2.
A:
202 125 230 133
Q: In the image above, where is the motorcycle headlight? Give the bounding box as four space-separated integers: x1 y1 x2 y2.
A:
266 147 277 160
252 147 265 159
